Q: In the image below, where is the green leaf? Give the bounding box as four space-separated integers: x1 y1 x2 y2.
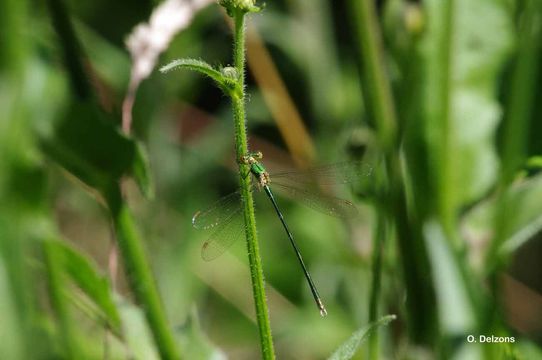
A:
41 100 153 198
500 0 542 183
418 0 514 216
327 315 396 360
45 240 121 333
160 58 238 95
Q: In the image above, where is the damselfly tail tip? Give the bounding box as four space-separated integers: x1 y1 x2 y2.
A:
317 300 327 317
319 307 327 317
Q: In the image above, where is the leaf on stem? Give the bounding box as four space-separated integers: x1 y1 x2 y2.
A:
41 100 154 198
45 240 122 334
160 58 239 96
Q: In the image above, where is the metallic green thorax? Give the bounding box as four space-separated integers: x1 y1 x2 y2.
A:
250 162 266 176
243 152 270 187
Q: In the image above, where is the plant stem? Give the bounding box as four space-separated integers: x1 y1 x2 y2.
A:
347 0 397 151
349 0 438 350
348 0 399 355
107 187 181 360
231 10 275 360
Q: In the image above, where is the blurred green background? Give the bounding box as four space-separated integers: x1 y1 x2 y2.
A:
1 0 542 359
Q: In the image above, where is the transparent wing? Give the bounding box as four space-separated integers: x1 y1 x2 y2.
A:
271 161 373 186
270 180 359 219
200 208 245 261
192 191 242 230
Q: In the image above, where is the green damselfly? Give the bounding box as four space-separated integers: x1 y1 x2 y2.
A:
192 153 372 316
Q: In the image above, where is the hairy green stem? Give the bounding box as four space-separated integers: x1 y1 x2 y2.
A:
107 187 181 360
231 10 275 360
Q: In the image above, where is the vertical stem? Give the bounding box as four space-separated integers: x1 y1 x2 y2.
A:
347 0 397 151
432 0 455 237
231 10 275 360
107 188 181 360
46 0 179 357
348 0 437 350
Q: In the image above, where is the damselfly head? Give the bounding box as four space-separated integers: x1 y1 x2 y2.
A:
243 151 263 165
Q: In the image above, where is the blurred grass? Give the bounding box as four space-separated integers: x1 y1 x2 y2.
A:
1 0 542 359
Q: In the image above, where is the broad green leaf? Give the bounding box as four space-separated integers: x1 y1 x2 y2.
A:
327 315 396 360
419 0 513 215
45 240 121 333
400 0 514 340
500 0 542 183
41 100 153 198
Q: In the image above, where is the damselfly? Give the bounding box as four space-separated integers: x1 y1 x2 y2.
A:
193 153 372 316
